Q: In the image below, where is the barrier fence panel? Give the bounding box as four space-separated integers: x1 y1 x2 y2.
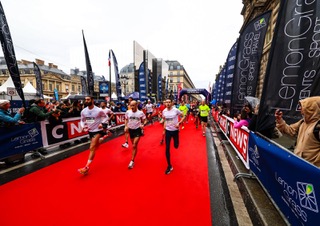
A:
0 123 43 160
0 112 127 160
217 113 250 169
249 132 320 226
212 110 320 225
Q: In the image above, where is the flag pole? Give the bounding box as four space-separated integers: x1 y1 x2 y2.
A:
108 50 112 99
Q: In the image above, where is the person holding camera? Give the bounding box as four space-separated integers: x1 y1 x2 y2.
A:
275 96 320 167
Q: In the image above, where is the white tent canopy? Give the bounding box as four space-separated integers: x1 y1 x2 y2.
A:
111 92 117 99
0 77 52 100
22 81 52 99
0 76 15 92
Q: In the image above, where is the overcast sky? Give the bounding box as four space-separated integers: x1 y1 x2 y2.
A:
0 0 243 89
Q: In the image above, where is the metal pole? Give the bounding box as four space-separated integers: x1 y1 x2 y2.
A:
108 49 111 98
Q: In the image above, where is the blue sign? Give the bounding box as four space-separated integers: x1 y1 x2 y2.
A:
99 81 109 96
138 62 147 101
0 123 43 160
248 132 320 225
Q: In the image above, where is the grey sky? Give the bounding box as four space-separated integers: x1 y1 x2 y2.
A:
0 0 243 89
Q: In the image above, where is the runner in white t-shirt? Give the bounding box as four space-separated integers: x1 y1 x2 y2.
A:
145 99 154 124
162 99 185 175
125 100 147 169
100 101 114 140
78 96 108 175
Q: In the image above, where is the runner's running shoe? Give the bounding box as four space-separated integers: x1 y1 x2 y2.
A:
122 142 129 148
128 160 134 169
165 166 173 175
78 166 89 175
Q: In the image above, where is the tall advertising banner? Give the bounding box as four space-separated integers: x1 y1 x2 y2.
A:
220 66 226 103
53 88 59 101
224 41 238 106
82 30 94 96
216 70 224 103
0 3 25 106
33 62 44 99
138 62 147 101
80 76 88 95
249 132 320 225
231 11 271 115
158 74 162 101
257 1 320 131
110 50 122 100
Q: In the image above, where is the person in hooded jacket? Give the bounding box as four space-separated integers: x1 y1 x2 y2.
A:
275 96 320 167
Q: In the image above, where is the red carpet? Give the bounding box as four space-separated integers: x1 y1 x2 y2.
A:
0 117 211 226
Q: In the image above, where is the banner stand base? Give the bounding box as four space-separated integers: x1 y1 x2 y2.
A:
234 172 256 181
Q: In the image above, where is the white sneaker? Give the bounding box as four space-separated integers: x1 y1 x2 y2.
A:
128 160 134 169
122 142 129 148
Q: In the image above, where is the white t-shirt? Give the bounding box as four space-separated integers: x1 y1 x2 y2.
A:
125 109 146 129
163 107 183 131
145 103 153 113
80 105 107 132
100 107 113 121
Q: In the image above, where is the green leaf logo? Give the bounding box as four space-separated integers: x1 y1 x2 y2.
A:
260 18 265 24
306 184 313 195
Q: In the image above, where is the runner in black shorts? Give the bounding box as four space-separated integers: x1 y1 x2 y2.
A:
125 101 147 169
128 127 143 139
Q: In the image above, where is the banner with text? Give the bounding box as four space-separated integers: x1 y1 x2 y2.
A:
0 3 26 106
33 62 44 99
110 50 122 99
0 123 42 160
82 30 94 96
231 11 271 115
257 1 320 131
138 62 147 101
249 132 320 226
224 41 238 106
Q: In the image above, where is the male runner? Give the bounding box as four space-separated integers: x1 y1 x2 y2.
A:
178 101 188 129
122 97 133 148
199 100 211 136
78 96 108 175
125 100 147 169
162 99 185 174
145 99 154 124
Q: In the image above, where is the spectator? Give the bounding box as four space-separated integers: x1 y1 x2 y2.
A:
248 104 274 139
26 98 53 123
234 108 250 129
275 96 320 167
69 100 82 117
0 99 25 127
48 109 63 125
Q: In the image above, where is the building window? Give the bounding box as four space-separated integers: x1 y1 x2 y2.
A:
177 77 180 83
78 85 81 92
56 85 60 92
177 65 180 70
49 83 53 91
170 72 173 76
72 85 75 92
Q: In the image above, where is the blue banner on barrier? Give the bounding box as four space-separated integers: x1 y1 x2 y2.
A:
0 123 43 159
248 132 320 225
